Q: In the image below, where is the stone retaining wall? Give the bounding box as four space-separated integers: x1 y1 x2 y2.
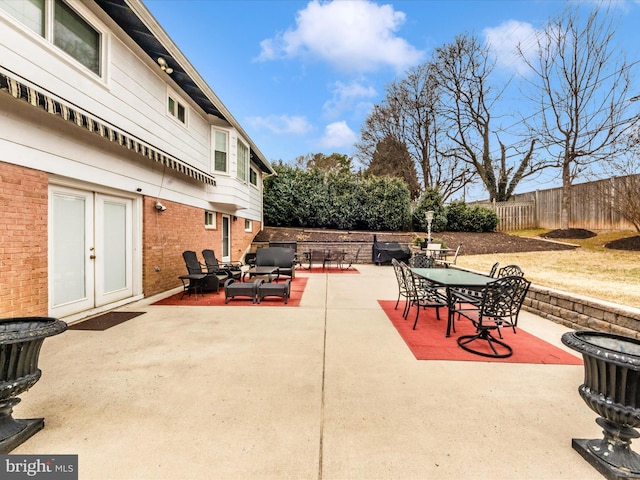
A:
523 284 640 339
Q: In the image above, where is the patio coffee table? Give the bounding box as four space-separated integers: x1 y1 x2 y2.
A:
243 266 279 283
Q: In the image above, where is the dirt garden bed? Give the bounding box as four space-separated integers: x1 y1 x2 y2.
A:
254 227 579 256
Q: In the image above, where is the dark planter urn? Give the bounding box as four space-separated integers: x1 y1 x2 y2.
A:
562 330 640 480
0 317 67 453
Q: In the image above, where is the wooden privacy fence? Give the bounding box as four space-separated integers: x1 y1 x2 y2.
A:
475 201 536 231
472 174 638 231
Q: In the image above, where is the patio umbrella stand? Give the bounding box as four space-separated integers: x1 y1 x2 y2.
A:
562 331 640 480
0 317 67 453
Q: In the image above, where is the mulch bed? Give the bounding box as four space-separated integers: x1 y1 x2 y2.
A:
605 235 640 251
255 227 578 256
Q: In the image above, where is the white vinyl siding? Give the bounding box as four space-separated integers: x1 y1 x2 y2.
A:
0 0 101 75
237 139 248 182
213 130 227 172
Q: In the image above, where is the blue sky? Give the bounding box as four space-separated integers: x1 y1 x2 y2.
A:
145 0 640 200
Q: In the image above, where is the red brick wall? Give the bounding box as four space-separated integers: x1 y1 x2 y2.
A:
142 197 261 297
0 165 261 313
0 162 49 317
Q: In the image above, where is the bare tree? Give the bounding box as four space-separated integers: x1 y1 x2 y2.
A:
356 62 471 201
600 127 640 232
519 6 639 229
434 33 551 202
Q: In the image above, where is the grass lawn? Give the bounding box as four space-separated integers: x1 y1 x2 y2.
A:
456 230 640 308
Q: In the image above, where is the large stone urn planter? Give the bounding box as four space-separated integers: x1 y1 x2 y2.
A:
562 330 640 480
0 317 67 453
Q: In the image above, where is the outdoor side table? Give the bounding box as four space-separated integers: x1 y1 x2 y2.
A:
179 274 207 300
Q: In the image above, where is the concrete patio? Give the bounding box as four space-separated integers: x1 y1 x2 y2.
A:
13 264 604 479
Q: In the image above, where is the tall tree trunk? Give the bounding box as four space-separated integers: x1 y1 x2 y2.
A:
561 161 571 230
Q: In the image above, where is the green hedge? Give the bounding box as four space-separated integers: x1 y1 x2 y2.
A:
263 164 412 231
263 164 497 232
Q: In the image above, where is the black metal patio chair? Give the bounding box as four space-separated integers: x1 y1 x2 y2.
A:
391 258 411 318
455 275 531 358
497 264 524 278
400 261 448 330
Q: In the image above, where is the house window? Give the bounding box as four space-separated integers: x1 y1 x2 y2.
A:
0 0 101 75
205 211 216 229
168 95 186 124
213 130 227 172
244 219 252 232
249 167 258 186
0 0 44 35
237 140 248 182
54 0 100 75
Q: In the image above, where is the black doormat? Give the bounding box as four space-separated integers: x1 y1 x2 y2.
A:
68 311 145 331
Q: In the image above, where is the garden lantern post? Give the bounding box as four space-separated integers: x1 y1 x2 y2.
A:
425 210 434 243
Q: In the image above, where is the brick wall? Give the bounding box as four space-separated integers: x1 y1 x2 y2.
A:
142 197 260 297
0 162 49 317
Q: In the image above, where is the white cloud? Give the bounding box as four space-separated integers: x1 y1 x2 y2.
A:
257 0 424 73
483 20 539 76
323 80 377 118
318 121 358 149
246 114 313 135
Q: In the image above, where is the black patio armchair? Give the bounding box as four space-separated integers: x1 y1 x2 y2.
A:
182 250 228 293
454 275 531 358
202 249 242 281
400 261 448 330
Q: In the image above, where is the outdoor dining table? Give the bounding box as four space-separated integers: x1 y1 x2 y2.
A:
300 249 346 270
411 268 493 337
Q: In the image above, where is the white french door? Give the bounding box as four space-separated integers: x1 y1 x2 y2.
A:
49 186 134 318
221 215 231 263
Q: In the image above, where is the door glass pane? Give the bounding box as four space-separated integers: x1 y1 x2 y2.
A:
54 0 100 74
52 193 86 305
222 217 230 258
103 201 126 292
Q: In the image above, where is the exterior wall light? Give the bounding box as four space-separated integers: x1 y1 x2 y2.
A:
157 57 173 74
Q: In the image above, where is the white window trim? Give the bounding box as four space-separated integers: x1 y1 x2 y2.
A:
0 0 109 84
244 219 252 232
166 87 188 128
212 128 229 174
236 138 249 183
205 210 216 230
249 166 259 188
